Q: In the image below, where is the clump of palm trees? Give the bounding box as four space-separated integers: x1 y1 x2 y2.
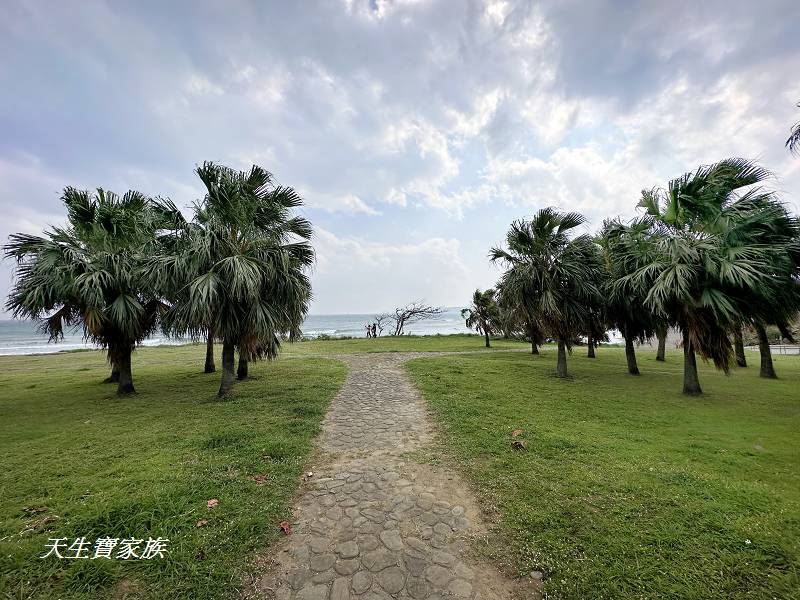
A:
472 157 799 395
4 162 313 398
462 289 500 347
491 209 602 377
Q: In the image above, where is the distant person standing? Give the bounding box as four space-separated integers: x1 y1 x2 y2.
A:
372 323 377 338
365 323 372 338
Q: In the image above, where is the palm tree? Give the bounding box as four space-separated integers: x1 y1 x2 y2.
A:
787 101 800 155
625 158 791 394
598 219 657 375
495 279 544 355
461 288 500 347
151 163 313 397
5 188 177 395
722 198 800 378
583 306 606 359
491 208 602 378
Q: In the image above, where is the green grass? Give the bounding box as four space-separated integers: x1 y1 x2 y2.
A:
282 333 528 355
0 346 346 599
406 347 800 600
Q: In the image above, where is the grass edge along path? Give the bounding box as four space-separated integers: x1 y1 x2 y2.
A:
0 346 347 599
406 348 800 600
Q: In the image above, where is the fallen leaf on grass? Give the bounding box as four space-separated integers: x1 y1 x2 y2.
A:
248 474 268 485
22 506 48 515
279 521 291 535
511 440 528 451
196 519 208 527
207 498 219 509
512 429 524 438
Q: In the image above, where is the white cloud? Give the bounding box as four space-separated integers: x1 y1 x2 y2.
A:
312 228 472 313
1 0 798 316
186 74 224 96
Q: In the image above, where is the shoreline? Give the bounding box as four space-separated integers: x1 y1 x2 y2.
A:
0 332 495 358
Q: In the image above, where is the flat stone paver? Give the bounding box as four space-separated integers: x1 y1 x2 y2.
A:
257 353 516 599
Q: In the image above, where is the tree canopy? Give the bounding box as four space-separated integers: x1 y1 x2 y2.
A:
4 187 180 394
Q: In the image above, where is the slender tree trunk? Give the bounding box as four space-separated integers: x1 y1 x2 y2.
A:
484 330 491 348
237 356 249 380
587 334 596 358
624 334 640 375
204 327 216 373
527 323 539 355
104 364 120 383
682 331 702 396
116 347 135 396
218 340 236 397
556 338 568 378
734 326 747 368
656 328 666 362
756 324 777 379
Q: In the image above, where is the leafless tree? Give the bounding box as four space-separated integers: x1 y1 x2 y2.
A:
390 301 444 336
373 313 392 337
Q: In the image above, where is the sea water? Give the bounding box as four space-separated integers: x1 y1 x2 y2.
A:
0 308 472 356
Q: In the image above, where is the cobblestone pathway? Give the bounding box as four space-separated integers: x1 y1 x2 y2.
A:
257 353 517 600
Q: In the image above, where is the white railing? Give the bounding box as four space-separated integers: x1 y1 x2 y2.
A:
769 345 800 355
745 345 800 355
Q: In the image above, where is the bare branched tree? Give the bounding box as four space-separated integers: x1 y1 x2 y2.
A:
373 313 392 337
390 301 444 336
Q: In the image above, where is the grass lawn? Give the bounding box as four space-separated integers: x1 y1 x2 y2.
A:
406 347 800 600
0 346 346 599
282 332 528 355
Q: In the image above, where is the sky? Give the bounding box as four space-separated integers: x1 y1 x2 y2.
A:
1 0 799 315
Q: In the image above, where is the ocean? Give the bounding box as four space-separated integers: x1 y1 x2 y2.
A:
0 308 472 356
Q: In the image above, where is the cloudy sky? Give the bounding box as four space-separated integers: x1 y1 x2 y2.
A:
2 0 799 315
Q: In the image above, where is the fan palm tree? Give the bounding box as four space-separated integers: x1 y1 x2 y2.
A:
598 219 657 375
718 195 800 378
5 187 178 395
491 208 602 378
583 305 607 359
624 158 790 394
151 162 313 397
495 278 545 354
461 288 500 347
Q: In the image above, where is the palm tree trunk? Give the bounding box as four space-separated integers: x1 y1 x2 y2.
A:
587 334 595 358
624 334 639 375
116 347 135 396
484 331 491 348
218 340 236 397
682 330 702 396
204 327 216 373
237 356 249 380
756 324 777 379
104 363 120 383
556 338 568 378
656 328 666 362
527 323 539 355
734 326 747 368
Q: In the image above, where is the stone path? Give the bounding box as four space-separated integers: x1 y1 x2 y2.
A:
255 353 518 600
